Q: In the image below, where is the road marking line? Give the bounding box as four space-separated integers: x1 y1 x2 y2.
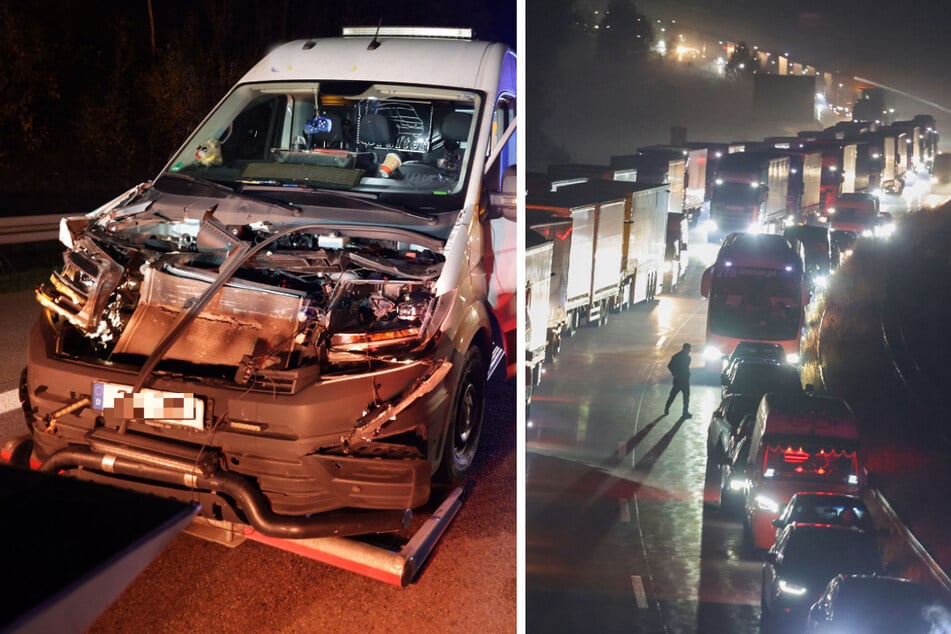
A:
656 335 667 347
619 498 631 523
631 575 647 608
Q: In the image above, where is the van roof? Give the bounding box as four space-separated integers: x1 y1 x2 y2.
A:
759 392 858 439
239 35 513 94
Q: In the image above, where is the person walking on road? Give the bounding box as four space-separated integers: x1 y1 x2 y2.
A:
664 343 692 418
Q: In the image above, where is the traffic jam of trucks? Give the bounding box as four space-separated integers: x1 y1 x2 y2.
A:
4 26 518 592
526 106 951 572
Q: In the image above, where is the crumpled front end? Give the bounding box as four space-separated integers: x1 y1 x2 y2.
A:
24 194 463 537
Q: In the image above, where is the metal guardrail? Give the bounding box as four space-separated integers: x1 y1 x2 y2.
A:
0 214 67 245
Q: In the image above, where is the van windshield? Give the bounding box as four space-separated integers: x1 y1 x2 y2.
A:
164 81 481 206
761 438 859 486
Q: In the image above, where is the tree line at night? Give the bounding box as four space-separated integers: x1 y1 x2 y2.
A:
0 1 510 214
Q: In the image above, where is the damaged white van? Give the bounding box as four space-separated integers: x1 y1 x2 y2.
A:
14 27 517 539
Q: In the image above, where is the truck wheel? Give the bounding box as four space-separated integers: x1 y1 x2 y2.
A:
437 347 485 484
531 362 543 387
545 334 561 364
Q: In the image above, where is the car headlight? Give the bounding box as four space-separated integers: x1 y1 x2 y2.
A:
729 476 750 491
755 494 780 513
861 229 874 238
812 275 827 289
778 579 809 596
704 345 723 361
785 352 800 364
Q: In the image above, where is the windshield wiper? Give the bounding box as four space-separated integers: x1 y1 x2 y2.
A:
238 181 436 224
157 172 302 213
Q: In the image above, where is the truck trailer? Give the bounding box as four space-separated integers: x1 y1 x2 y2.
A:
526 209 573 367
708 152 791 242
525 228 554 405
526 187 626 331
556 179 669 308
637 145 708 226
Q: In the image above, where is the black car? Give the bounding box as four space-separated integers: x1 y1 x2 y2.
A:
719 433 751 515
772 492 875 541
721 359 803 399
762 524 883 632
807 574 951 633
707 393 760 466
721 341 788 376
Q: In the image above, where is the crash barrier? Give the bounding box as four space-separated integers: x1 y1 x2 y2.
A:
0 214 66 245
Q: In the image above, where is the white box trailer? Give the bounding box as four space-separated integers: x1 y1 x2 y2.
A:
637 145 708 222
557 180 669 306
527 188 626 331
610 153 687 216
525 228 554 402
526 209 573 365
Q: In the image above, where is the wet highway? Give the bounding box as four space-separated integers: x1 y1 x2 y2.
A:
525 179 943 633
525 237 764 632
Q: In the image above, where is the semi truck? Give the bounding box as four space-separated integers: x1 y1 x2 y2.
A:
756 146 823 224
13 26 518 542
556 179 669 308
526 209 573 366
664 212 689 293
803 140 858 224
526 228 554 406
610 153 687 219
707 152 791 242
687 141 746 205
860 130 902 195
637 145 708 226
526 186 627 331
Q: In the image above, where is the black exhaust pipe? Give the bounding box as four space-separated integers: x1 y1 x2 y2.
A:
40 447 412 539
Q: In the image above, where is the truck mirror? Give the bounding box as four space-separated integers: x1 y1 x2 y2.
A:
487 164 517 221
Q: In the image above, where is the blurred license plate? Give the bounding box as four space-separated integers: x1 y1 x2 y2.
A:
92 381 204 430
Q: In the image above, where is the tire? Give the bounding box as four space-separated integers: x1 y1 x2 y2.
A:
437 347 485 484
720 478 738 517
545 333 561 364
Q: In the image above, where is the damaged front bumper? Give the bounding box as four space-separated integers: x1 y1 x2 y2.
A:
22 315 459 538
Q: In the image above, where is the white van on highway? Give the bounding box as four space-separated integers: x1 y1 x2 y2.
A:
17 26 517 541
743 391 865 551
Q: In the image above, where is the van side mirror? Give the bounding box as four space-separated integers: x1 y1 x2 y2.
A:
487 164 517 221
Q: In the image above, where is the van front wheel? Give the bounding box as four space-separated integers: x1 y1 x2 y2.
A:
437 347 485 483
